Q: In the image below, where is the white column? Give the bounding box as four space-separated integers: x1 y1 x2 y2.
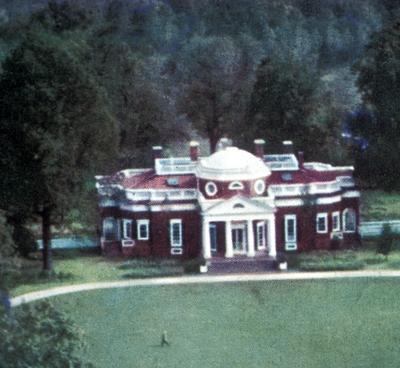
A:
202 218 211 259
247 219 255 257
225 220 233 258
268 216 277 257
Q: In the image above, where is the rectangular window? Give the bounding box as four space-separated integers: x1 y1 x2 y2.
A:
210 224 217 252
284 215 297 250
103 217 119 241
332 212 340 232
316 213 328 234
343 209 356 233
170 219 182 247
137 219 149 240
256 221 266 249
122 219 133 239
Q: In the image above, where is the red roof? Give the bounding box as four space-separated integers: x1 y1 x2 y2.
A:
121 170 197 190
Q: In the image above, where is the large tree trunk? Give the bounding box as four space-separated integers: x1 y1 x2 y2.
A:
41 206 53 272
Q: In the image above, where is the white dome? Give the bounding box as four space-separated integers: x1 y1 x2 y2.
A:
197 147 270 181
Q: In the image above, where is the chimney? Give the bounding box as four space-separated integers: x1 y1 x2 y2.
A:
152 146 163 166
282 140 294 154
189 141 199 161
254 139 265 158
297 151 304 169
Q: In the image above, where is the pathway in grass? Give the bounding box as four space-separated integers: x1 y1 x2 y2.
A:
50 279 400 368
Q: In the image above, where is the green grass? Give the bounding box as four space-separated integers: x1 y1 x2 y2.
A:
10 250 188 296
361 190 400 221
47 279 400 368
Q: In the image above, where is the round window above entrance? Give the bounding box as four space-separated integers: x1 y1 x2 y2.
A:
205 181 218 196
254 179 266 195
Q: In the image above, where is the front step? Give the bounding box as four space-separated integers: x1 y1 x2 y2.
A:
207 257 277 274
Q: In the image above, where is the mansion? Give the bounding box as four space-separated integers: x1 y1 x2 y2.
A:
95 139 360 262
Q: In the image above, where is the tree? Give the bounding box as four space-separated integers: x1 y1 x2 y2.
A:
179 36 256 153
244 57 319 156
0 301 93 367
352 21 400 189
0 211 20 291
0 30 119 272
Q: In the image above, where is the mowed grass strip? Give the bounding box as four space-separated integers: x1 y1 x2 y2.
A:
49 279 400 368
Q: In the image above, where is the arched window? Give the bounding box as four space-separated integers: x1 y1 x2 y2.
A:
233 203 245 209
229 181 244 190
205 181 218 196
343 209 356 233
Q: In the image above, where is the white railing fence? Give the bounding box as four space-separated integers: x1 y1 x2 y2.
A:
360 220 400 237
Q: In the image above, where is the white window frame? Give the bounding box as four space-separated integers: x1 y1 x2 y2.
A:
205 181 218 196
284 214 297 250
343 208 356 233
254 179 266 195
170 219 183 247
316 213 328 234
122 219 133 239
228 181 244 190
332 211 340 232
137 219 150 240
256 221 266 249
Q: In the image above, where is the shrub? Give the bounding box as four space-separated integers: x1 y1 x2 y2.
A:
377 223 394 258
297 251 365 271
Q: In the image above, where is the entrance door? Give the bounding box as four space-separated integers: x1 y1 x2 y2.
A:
232 223 247 254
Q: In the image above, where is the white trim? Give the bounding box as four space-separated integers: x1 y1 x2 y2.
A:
343 208 357 233
342 190 360 198
122 219 133 239
228 181 244 190
254 179 266 195
137 219 150 240
205 181 218 196
256 221 266 249
275 195 342 207
170 219 183 247
332 211 340 232
316 213 328 234
284 214 297 250
121 239 135 247
120 204 197 212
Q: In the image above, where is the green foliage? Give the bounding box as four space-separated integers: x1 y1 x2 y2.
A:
0 301 93 367
296 250 365 271
377 223 394 257
0 211 21 290
244 57 319 155
353 21 400 189
12 224 38 257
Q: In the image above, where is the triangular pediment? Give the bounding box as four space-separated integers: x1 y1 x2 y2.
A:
202 195 275 216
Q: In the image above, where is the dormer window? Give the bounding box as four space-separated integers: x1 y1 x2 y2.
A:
229 181 244 190
166 177 179 187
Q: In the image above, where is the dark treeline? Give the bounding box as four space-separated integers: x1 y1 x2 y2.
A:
0 0 400 268
0 0 395 161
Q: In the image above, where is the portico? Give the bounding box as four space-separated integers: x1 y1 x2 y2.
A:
200 195 276 259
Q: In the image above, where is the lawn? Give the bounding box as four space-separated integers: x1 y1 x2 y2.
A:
361 190 400 221
48 279 400 368
11 250 186 296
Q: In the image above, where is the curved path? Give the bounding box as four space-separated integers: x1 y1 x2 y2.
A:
10 269 400 307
